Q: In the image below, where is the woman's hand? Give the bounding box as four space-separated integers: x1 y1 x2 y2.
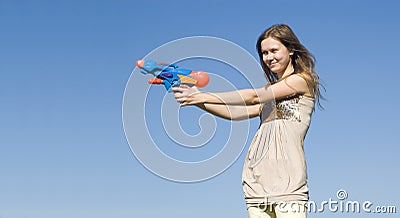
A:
171 85 203 106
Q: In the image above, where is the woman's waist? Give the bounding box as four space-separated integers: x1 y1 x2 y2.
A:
260 116 311 127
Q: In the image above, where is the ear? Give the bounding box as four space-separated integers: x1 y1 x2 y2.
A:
289 48 295 56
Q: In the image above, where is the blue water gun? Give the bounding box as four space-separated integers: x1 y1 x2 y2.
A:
136 59 209 92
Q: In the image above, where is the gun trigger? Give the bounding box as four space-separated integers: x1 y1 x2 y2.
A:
161 73 173 78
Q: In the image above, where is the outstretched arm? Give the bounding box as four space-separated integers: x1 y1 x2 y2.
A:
173 74 310 106
172 86 261 120
195 103 261 120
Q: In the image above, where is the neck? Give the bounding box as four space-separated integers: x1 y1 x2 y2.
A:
277 64 295 80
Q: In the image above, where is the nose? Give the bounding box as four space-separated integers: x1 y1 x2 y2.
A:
266 53 274 60
263 53 273 63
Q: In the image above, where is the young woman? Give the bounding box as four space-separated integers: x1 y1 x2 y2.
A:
172 24 322 218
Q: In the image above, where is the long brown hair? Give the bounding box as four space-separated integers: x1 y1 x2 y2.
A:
256 24 324 108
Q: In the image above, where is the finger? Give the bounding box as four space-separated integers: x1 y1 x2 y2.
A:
191 86 199 91
171 87 184 92
180 84 191 89
179 99 196 106
174 93 190 100
175 97 187 103
172 86 191 92
173 92 182 98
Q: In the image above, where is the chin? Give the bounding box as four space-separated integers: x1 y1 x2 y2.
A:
271 68 282 73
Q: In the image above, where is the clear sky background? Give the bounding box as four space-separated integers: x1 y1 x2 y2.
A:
1 0 400 217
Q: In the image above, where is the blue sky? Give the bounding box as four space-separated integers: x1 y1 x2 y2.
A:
1 0 400 217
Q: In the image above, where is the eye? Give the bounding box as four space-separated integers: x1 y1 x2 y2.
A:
262 51 268 55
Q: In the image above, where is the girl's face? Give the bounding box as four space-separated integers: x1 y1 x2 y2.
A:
261 37 293 76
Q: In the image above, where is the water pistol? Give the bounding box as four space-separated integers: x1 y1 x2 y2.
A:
136 59 209 92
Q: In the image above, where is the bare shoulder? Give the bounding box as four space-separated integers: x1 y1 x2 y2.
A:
283 73 312 96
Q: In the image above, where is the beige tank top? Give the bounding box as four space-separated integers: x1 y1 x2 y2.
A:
242 94 315 206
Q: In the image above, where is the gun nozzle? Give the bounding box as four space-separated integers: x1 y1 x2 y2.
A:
136 60 144 68
148 78 163 84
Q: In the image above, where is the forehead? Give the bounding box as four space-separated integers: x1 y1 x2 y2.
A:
261 37 286 50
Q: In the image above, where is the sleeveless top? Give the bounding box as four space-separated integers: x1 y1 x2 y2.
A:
242 94 315 207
